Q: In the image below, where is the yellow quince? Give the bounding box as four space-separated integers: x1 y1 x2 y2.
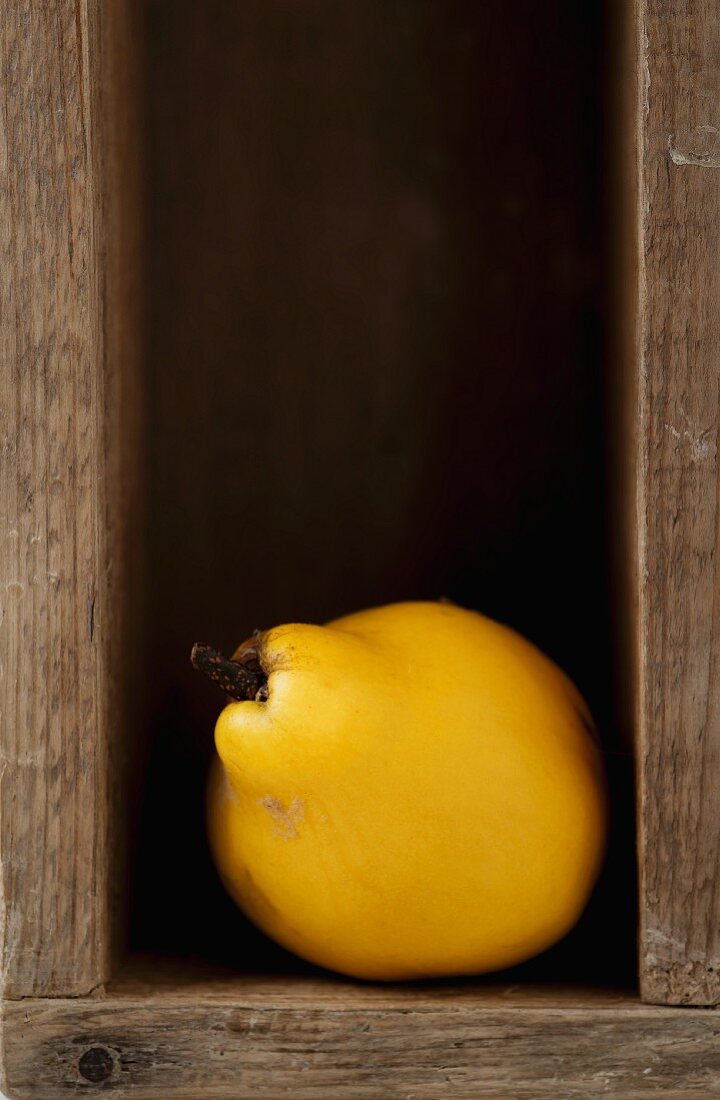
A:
194 601 606 980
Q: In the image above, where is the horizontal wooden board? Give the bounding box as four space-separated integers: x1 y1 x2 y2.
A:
3 974 720 1098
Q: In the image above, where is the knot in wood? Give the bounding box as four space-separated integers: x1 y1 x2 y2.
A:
78 1046 115 1083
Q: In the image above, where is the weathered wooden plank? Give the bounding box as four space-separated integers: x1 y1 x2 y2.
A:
0 0 140 997
636 0 720 1004
2 978 719 1099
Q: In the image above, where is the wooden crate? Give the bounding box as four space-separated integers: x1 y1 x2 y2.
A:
2 0 720 1095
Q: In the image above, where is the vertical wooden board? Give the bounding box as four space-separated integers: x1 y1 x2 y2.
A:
0 0 106 999
638 0 720 1004
0 1 140 997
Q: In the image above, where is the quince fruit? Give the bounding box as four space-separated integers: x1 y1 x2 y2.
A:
193 601 606 980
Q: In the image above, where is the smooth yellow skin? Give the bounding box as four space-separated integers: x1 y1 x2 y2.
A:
207 601 607 980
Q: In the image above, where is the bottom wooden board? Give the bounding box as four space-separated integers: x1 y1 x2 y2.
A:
2 971 720 1098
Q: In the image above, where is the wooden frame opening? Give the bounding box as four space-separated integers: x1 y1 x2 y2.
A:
3 0 720 1095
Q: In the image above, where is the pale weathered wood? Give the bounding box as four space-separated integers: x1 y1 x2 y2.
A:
0 1 140 997
635 0 720 1004
2 973 720 1099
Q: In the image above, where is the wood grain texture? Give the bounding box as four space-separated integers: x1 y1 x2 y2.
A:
636 0 720 1004
0 0 141 997
2 974 720 1099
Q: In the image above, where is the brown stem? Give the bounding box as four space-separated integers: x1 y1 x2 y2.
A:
191 642 267 702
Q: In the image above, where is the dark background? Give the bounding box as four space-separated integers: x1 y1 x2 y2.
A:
129 0 635 985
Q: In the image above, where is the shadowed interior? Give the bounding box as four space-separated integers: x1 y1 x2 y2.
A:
129 0 635 985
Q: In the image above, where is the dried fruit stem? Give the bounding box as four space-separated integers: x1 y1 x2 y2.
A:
191 642 266 701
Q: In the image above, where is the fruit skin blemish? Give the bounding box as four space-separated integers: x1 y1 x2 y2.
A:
193 600 607 981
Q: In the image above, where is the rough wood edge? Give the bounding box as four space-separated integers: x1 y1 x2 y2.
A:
1 980 718 1099
96 0 144 983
